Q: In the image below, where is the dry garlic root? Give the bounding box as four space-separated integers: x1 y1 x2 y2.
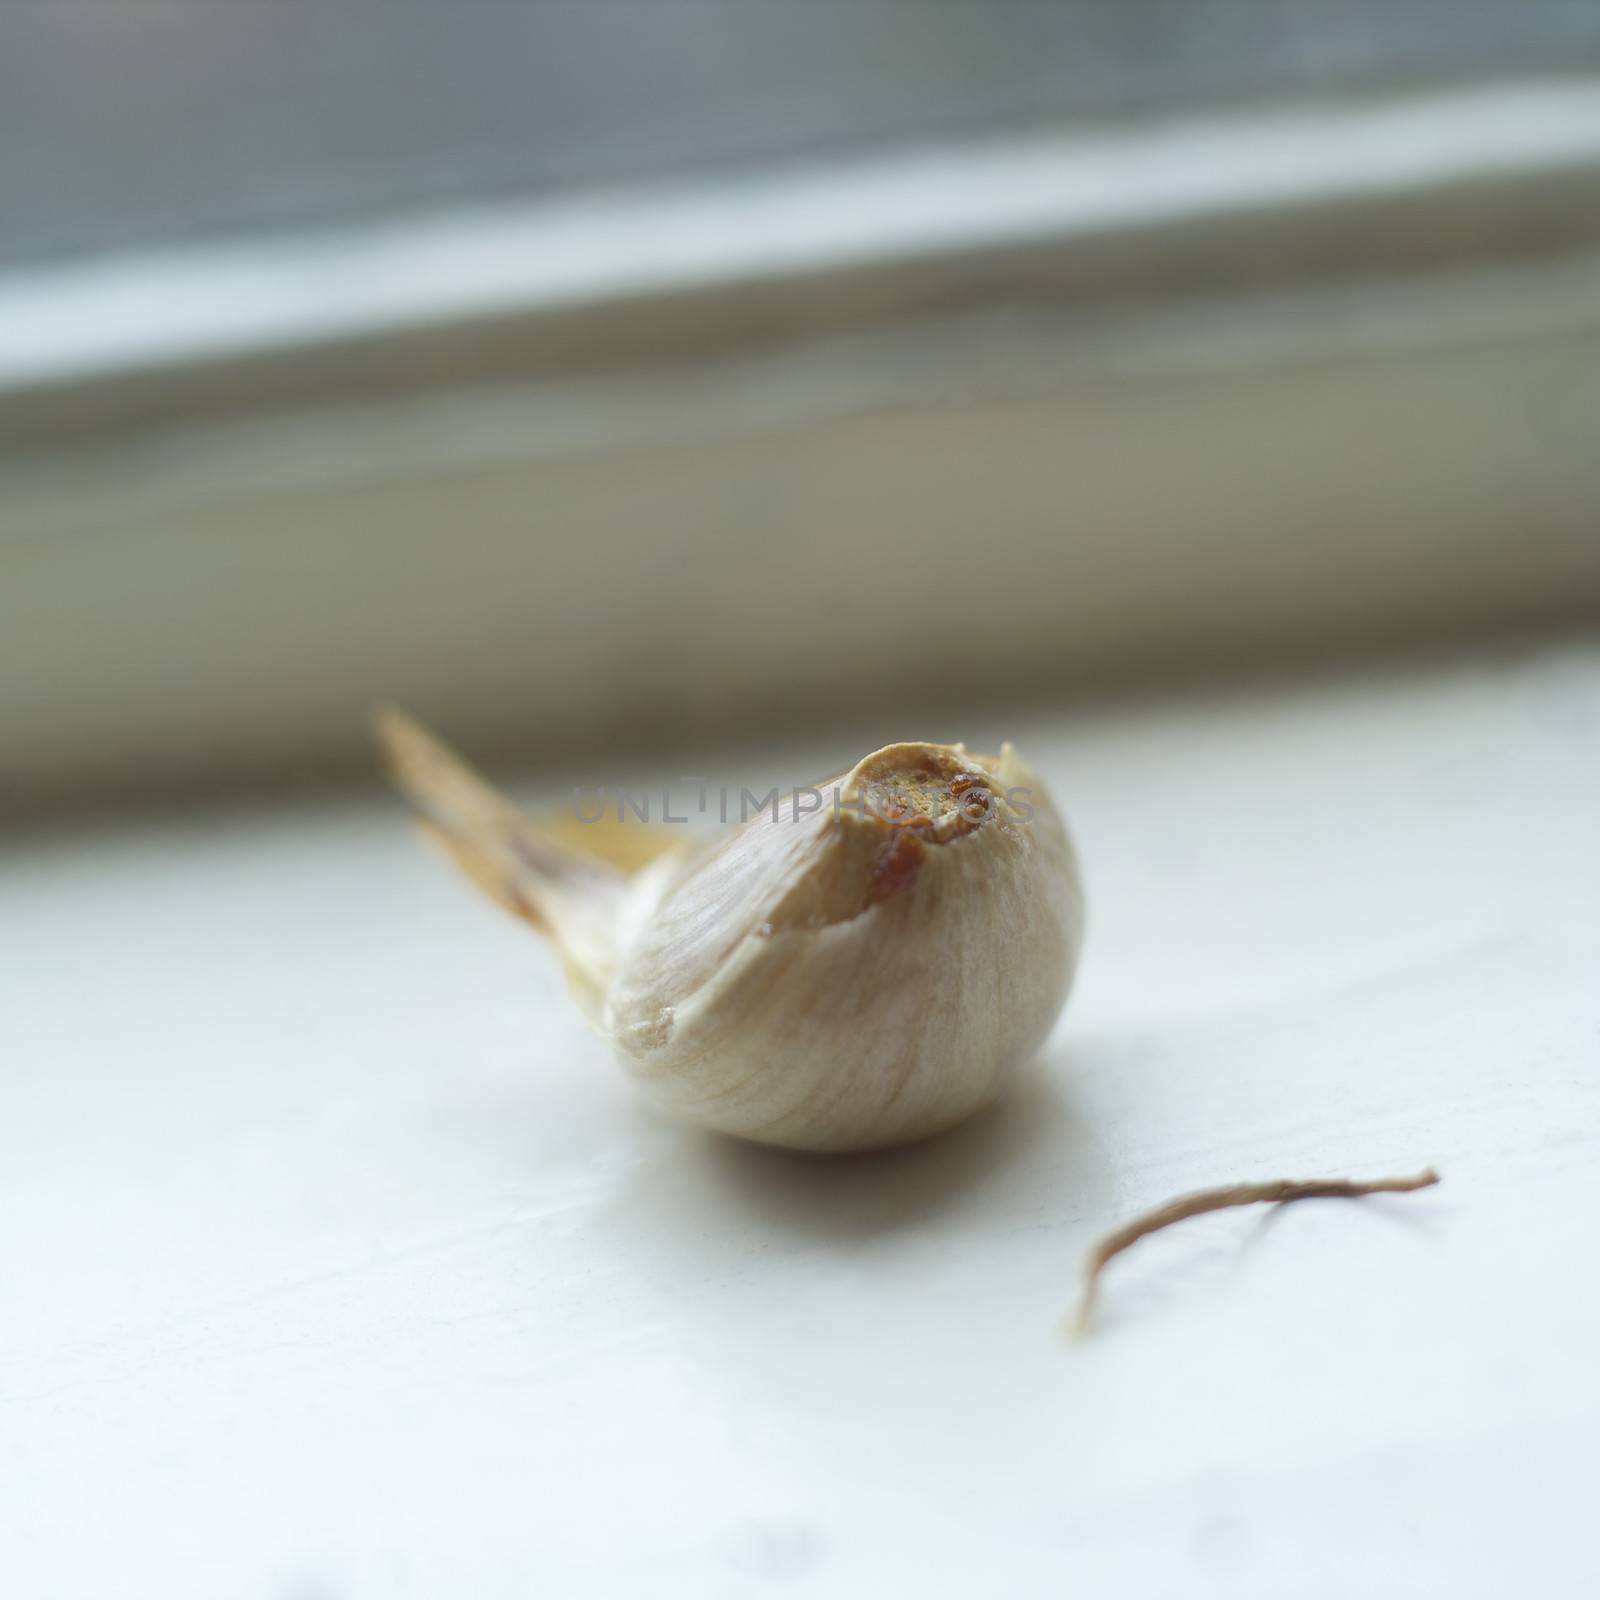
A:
1072 1167 1441 1334
376 710 1085 1152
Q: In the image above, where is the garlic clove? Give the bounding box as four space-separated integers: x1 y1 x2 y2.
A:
376 715 1084 1152
606 739 1082 1151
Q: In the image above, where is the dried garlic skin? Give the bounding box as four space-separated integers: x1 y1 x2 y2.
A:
377 713 1084 1153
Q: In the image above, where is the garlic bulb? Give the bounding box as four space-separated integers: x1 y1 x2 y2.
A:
377 711 1084 1152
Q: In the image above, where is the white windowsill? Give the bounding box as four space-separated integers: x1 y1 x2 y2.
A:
4 640 1597 1594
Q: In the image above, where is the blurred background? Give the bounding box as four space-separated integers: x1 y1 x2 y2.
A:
3 1 1600 811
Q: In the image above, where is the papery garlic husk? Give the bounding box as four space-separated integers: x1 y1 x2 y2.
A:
377 712 1085 1153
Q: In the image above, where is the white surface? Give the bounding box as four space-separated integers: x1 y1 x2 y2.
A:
6 78 1600 389
4 643 1599 1598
